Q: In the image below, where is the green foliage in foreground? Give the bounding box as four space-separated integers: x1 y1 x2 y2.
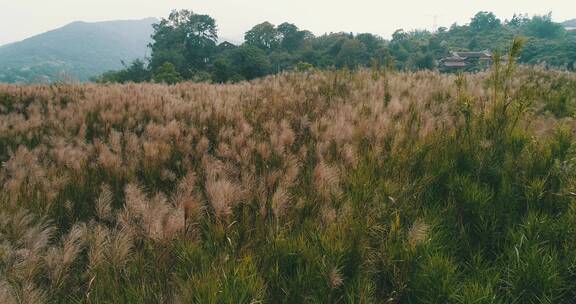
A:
1 40 576 303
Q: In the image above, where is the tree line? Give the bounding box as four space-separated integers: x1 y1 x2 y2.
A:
98 10 576 84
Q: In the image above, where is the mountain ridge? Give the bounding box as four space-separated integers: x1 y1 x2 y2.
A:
0 18 157 83
563 19 576 27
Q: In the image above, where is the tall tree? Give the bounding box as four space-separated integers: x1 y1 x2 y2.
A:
336 39 367 68
277 22 309 51
524 13 564 39
149 9 218 78
244 22 280 52
470 12 501 32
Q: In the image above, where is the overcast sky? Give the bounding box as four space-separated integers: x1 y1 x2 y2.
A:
1 0 574 46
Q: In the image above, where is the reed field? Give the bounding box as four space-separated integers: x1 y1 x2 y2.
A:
1 49 576 303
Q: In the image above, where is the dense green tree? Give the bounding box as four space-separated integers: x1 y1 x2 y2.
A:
336 39 367 68
470 11 502 32
244 22 280 52
296 48 324 67
212 45 271 82
97 59 150 83
356 33 388 63
414 53 435 70
153 62 183 84
269 51 295 73
211 57 238 83
98 10 576 84
392 29 408 41
277 22 310 51
389 30 434 70
506 13 530 27
524 13 565 39
149 9 218 78
232 45 271 80
356 33 382 52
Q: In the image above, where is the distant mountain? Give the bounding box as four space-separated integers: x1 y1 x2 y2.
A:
563 19 576 28
0 18 156 83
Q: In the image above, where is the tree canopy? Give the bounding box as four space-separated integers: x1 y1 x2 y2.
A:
244 22 281 52
100 10 576 84
148 9 218 78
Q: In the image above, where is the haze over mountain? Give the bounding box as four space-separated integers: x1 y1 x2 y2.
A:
564 19 576 28
0 18 156 83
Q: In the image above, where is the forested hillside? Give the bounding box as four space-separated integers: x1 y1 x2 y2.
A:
101 11 576 84
0 18 156 83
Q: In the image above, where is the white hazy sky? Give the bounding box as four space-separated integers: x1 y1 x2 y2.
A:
0 0 574 46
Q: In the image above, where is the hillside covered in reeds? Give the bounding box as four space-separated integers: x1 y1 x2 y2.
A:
1 52 576 303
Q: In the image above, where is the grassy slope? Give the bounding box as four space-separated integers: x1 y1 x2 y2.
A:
0 61 576 303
